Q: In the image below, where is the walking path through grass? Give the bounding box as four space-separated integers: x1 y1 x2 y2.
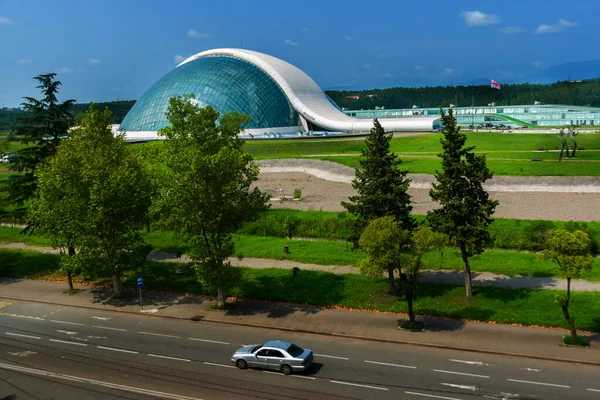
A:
3 242 600 292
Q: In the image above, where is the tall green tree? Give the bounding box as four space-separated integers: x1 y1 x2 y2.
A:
428 109 498 297
32 105 152 295
9 73 75 209
358 216 410 294
540 229 593 339
157 96 269 306
342 118 415 248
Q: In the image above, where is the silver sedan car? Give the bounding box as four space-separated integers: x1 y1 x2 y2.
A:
231 340 314 375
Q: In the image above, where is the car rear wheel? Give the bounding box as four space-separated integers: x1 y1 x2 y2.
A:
236 359 248 369
281 364 293 375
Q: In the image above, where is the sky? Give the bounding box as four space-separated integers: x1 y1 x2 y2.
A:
1 0 598 107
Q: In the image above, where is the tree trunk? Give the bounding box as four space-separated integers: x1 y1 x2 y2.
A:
112 270 123 297
387 268 396 295
562 277 577 338
460 245 472 298
67 245 75 291
217 286 226 306
406 285 415 323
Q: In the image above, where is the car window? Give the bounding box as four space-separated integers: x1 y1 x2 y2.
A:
268 350 284 358
287 344 304 357
256 349 270 357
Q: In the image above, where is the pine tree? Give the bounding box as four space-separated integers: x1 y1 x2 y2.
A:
428 109 498 297
342 119 415 293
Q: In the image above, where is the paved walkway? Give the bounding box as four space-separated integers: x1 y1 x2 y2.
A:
3 242 600 292
0 277 598 366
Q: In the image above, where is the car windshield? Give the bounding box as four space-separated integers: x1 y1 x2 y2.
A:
287 344 304 357
251 345 261 353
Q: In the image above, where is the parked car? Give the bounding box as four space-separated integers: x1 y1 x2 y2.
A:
231 340 314 375
521 125 528 129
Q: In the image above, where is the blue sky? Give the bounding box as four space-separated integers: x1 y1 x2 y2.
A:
1 0 598 107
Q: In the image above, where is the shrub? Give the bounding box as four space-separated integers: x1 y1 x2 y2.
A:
293 188 302 199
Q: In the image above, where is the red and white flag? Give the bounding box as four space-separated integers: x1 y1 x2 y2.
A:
491 79 501 89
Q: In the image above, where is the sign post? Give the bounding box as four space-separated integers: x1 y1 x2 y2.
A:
136 276 144 310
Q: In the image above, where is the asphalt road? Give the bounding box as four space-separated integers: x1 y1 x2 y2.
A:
0 299 598 400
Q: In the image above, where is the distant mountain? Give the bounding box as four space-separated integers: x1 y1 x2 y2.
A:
523 60 600 84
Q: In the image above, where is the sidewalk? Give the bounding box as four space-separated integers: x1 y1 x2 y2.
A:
1 277 598 366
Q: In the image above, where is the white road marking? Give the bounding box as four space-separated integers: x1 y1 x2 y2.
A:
292 375 316 380
148 354 190 362
91 316 110 321
0 362 204 400
86 336 106 339
97 346 139 354
139 331 180 339
189 338 230 345
588 388 600 393
329 380 388 391
49 339 87 347
405 391 461 400
203 361 236 369
51 320 84 326
441 383 477 391
92 325 126 332
7 351 37 357
449 359 486 366
433 369 489 379
365 360 417 369
507 378 569 388
523 368 541 372
5 332 41 340
315 353 349 360
57 330 78 335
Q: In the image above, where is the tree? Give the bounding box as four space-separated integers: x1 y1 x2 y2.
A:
9 73 75 209
358 216 410 294
402 226 446 326
428 109 498 297
342 118 415 248
157 96 269 306
540 229 593 340
32 105 152 295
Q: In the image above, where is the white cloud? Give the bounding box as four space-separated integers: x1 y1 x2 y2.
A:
414 65 424 70
382 72 395 78
442 68 454 74
344 35 354 41
16 59 32 64
531 61 544 69
89 58 102 65
174 54 185 64
301 27 310 32
284 39 298 46
187 29 215 39
536 19 577 34
499 26 526 34
0 16 12 25
56 67 72 74
460 10 500 26
362 64 372 69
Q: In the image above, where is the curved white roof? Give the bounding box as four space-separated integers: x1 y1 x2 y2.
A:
179 49 437 132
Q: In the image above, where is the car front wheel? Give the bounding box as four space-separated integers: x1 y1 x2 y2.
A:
281 364 293 375
236 359 248 369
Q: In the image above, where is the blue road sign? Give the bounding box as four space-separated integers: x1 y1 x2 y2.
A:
136 276 144 289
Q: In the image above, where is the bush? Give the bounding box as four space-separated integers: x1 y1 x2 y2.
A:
293 188 302 199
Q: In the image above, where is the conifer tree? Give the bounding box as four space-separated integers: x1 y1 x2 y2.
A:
428 109 498 297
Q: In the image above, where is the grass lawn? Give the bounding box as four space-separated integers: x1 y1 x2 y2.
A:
2 249 599 332
240 132 600 176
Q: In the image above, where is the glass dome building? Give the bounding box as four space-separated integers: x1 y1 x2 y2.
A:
119 49 438 140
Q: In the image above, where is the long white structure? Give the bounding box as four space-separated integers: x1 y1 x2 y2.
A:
119 48 438 139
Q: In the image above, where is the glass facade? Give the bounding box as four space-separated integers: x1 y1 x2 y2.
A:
120 55 299 132
345 104 600 128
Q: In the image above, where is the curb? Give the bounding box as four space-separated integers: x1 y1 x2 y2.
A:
2 295 598 367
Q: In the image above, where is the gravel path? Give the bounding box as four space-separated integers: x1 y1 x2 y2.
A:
3 243 600 292
256 159 600 221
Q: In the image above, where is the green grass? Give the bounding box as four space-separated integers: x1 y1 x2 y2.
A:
240 132 600 176
2 249 599 332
